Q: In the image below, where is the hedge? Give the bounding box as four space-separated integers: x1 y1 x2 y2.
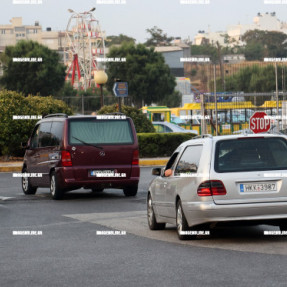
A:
0 90 72 158
137 133 196 158
97 104 155 133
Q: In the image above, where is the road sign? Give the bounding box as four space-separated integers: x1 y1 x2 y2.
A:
249 111 271 134
113 82 128 97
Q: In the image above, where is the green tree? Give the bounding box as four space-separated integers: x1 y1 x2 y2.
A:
145 26 174 47
190 44 218 62
0 90 72 158
0 40 66 96
105 34 136 47
157 90 181 108
97 104 155 133
106 43 176 107
242 30 287 60
244 43 264 61
215 64 287 103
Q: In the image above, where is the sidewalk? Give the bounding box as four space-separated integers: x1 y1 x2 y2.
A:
0 158 169 172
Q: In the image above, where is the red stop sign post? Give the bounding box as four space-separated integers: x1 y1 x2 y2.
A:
249 111 271 134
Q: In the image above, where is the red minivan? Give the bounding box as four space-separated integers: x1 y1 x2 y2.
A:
21 113 140 199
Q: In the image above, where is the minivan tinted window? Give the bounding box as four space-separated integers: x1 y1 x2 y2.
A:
50 121 64 146
69 119 133 145
215 137 287 172
39 122 52 147
30 125 40 149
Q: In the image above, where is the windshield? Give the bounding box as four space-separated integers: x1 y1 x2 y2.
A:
69 119 134 145
172 124 185 131
215 137 287 172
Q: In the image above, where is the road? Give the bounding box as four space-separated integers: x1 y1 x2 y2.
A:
1 167 287 287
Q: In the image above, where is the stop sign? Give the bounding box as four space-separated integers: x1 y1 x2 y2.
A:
249 111 271 134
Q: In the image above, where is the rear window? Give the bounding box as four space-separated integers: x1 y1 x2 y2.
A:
68 119 134 145
215 137 287 173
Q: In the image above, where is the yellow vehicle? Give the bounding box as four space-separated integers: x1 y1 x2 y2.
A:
142 101 283 135
141 106 171 122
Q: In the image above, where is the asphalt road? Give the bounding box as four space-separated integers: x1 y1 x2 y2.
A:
1 167 287 287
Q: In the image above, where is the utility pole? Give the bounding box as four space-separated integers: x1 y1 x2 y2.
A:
216 41 225 92
200 93 206 135
275 62 279 131
214 64 218 136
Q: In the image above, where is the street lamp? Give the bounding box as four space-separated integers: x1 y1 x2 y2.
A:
94 70 108 108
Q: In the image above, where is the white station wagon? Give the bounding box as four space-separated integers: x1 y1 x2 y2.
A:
147 134 287 239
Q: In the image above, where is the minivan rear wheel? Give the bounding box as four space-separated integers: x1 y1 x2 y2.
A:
50 171 63 200
176 200 196 240
147 193 166 230
22 168 37 195
123 185 138 197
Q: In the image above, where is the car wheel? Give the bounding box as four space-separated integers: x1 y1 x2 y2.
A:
22 168 37 195
91 188 104 193
50 171 63 200
147 193 166 230
123 185 138 197
176 200 196 240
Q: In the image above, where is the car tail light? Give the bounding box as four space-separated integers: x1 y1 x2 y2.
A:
132 150 139 165
61 150 72 167
197 180 226 196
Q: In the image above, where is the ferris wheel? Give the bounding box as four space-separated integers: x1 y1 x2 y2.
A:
65 8 106 89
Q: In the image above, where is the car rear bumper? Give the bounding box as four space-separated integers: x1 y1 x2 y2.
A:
183 201 287 227
55 166 140 190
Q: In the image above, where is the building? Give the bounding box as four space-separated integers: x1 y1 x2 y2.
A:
154 41 191 77
194 12 287 47
0 17 66 52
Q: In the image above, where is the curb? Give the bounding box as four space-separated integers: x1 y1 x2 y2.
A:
0 160 168 173
0 166 22 172
139 159 168 166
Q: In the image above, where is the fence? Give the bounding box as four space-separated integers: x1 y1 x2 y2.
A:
55 95 132 115
182 61 287 135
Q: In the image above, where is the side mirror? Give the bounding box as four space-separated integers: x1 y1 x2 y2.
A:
152 167 162 176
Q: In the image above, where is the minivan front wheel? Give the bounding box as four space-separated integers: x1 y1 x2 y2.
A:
22 168 37 195
50 171 63 200
123 185 138 197
176 200 196 240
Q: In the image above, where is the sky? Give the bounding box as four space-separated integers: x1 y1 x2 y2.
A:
1 0 287 43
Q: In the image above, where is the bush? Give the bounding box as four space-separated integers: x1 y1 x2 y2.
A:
0 90 72 158
97 104 155 133
138 133 196 157
26 95 72 117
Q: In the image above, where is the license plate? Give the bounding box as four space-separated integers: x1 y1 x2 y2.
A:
90 170 115 177
240 183 277 193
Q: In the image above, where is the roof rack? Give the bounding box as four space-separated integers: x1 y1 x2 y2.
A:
43 113 68 119
193 134 213 140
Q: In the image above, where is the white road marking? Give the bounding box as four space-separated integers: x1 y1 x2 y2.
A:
0 196 15 201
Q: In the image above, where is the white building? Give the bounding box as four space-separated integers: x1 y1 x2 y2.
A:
194 12 287 47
